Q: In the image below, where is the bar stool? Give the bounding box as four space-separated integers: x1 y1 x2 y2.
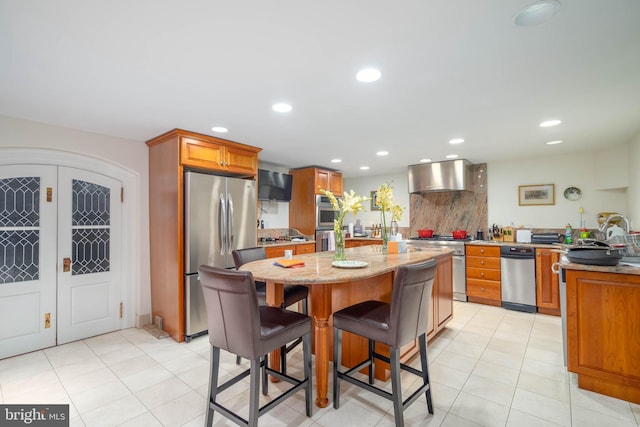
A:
332 259 438 427
198 265 312 427
232 247 309 374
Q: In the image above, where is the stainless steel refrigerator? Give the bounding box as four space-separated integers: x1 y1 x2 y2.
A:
184 171 257 340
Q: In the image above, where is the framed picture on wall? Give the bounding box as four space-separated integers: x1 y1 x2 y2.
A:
370 191 381 210
518 184 555 206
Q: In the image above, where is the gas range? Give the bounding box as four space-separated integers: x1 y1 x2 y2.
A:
408 236 468 255
410 235 470 244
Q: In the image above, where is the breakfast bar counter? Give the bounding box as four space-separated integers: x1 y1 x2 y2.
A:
242 245 453 407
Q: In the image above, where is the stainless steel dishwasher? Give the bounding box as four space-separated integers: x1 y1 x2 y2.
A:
500 246 537 313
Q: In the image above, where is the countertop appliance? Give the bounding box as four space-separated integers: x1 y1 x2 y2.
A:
531 233 563 244
500 246 536 313
184 171 257 340
409 235 468 301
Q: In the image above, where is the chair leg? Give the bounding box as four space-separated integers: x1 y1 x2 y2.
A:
368 338 375 384
262 353 268 395
419 333 434 414
302 332 313 417
301 297 308 315
333 327 342 409
281 345 287 375
248 358 260 427
390 346 404 427
206 346 221 427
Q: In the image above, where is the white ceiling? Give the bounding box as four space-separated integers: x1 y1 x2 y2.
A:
1 1 639 177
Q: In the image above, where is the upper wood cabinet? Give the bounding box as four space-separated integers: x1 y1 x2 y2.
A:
314 169 343 195
148 129 261 177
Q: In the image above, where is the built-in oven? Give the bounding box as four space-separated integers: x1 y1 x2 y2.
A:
316 195 339 230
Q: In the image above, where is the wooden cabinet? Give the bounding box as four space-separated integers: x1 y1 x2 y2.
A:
289 167 343 236
345 238 381 248
314 169 343 195
264 242 316 258
566 269 640 404
146 129 261 342
466 245 501 306
180 135 259 176
535 248 560 316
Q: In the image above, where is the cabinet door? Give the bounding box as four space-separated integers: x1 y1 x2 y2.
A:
226 145 258 176
264 245 295 258
180 137 225 171
436 256 453 327
315 169 330 194
329 171 343 195
535 249 560 315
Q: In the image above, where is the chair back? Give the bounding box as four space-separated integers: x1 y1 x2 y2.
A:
232 247 267 269
198 265 262 359
388 259 438 347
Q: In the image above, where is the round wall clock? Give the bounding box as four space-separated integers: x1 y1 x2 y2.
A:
563 186 582 201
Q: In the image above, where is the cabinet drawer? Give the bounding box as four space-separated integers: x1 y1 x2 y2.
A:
466 245 500 257
466 256 501 269
295 243 315 255
264 245 295 259
466 267 501 281
467 279 501 300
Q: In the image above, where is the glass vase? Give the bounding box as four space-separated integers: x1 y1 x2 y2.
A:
381 212 388 252
334 227 346 261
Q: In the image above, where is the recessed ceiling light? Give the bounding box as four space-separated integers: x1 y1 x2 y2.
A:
211 126 228 133
513 0 561 27
331 158 342 163
356 68 382 83
360 166 370 170
272 103 293 113
540 119 562 127
376 151 389 156
419 158 432 163
449 138 464 144
445 154 459 159
546 140 563 145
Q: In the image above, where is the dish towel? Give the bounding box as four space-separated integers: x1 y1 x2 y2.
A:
328 231 335 251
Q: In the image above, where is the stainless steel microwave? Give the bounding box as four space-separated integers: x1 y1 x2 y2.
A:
316 195 338 229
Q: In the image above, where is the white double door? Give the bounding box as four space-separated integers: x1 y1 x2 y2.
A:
0 165 122 359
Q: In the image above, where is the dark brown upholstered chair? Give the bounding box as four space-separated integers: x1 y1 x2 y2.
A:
232 247 309 374
332 259 438 427
199 265 312 427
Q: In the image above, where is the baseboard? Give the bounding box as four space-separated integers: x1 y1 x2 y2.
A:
136 312 151 328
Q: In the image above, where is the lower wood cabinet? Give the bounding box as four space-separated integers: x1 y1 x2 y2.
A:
566 269 640 404
466 245 502 306
345 238 381 248
535 248 560 315
264 242 315 258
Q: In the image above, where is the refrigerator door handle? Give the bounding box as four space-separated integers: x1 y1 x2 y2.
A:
228 194 234 251
219 193 227 255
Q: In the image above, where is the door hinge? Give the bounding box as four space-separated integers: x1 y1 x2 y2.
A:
44 313 51 329
119 302 123 319
120 187 124 203
46 187 53 202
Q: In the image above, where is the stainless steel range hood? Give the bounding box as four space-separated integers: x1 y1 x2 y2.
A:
408 159 472 193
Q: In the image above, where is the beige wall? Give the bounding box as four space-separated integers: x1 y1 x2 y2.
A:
0 115 151 320
628 132 640 229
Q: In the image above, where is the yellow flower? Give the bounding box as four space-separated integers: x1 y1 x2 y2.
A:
375 181 404 221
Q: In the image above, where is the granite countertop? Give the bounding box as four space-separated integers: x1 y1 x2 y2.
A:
465 240 569 250
560 259 640 275
241 245 453 285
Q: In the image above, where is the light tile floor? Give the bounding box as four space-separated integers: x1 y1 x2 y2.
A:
1 301 639 426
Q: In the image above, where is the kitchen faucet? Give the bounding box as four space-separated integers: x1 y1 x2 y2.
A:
598 213 630 234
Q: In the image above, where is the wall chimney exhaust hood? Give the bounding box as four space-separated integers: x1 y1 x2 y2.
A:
408 159 472 193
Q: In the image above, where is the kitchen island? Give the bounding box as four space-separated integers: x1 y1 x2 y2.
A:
241 245 453 407
561 260 640 404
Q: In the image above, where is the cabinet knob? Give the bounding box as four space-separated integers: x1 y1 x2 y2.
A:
480 249 485 253
480 260 485 265
480 272 484 277
481 287 485 292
